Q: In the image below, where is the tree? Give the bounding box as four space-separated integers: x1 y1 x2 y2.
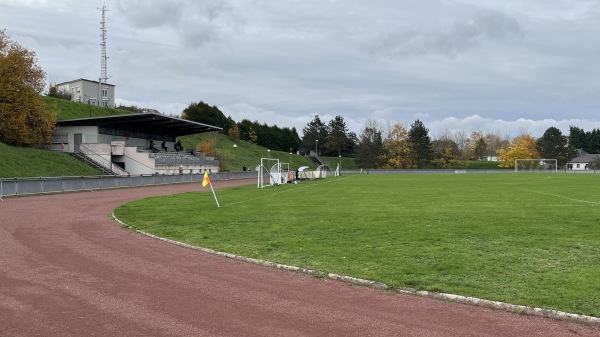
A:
247 126 257 144
588 129 600 154
181 101 230 133
432 129 459 162
325 115 350 156
227 124 240 140
484 131 506 161
589 157 600 172
569 126 587 151
355 119 384 169
47 83 72 100
383 123 412 168
301 115 328 155
463 131 486 160
407 119 433 168
453 130 467 159
0 30 57 146
568 126 600 154
536 126 575 167
497 134 539 168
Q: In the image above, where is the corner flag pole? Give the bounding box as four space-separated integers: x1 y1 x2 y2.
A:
209 181 220 207
202 172 219 207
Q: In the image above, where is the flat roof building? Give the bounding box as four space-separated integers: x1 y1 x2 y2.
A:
55 78 116 108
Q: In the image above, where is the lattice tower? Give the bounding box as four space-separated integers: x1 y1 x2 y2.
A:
99 2 109 83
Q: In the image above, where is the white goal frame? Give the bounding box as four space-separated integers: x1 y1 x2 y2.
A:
257 158 280 188
514 159 558 173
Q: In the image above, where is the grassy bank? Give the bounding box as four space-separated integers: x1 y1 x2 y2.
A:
0 142 102 178
180 133 321 172
42 96 129 120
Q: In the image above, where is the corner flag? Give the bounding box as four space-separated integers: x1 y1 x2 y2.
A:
202 172 210 187
202 172 220 207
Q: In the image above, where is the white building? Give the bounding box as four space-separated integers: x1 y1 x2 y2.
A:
55 78 116 108
567 153 600 171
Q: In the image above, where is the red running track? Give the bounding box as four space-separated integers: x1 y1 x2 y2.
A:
1 179 598 336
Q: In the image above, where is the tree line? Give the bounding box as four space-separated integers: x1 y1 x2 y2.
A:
3 27 598 172
350 120 599 169
181 101 301 152
181 97 598 169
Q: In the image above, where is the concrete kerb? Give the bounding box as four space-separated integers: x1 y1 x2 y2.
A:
112 213 600 327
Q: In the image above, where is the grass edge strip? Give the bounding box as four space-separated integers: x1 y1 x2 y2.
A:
111 212 600 327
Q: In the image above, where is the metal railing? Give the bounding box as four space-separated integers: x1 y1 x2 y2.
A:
0 171 257 198
75 144 129 176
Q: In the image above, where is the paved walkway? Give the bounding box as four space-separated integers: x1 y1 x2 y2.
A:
1 179 598 336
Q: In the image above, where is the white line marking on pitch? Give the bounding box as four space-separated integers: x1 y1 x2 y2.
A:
521 189 599 205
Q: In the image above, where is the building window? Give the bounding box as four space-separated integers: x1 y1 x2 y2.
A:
102 88 108 98
102 101 109 107
76 86 80 92
577 164 580 168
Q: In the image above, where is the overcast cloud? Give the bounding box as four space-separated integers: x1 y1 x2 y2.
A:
1 0 599 139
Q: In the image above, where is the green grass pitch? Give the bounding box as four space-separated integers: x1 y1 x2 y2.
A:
114 173 600 316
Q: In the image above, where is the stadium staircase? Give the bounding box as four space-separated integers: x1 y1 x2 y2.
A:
71 146 127 176
309 154 332 171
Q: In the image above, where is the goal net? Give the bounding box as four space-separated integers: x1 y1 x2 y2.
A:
258 158 280 188
514 159 558 173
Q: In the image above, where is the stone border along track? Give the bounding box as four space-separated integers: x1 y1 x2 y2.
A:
113 213 600 327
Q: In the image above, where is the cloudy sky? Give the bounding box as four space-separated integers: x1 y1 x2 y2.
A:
2 0 599 139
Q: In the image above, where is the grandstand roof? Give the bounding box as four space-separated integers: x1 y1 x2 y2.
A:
56 113 222 137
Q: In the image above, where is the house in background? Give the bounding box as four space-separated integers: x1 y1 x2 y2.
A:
55 78 115 108
567 150 600 171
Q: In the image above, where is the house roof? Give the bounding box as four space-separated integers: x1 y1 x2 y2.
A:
568 154 600 164
56 78 115 87
56 113 222 137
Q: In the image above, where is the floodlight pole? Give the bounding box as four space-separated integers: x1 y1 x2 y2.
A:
315 139 318 156
339 154 342 176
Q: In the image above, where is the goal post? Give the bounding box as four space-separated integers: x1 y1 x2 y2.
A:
514 159 558 173
258 158 280 188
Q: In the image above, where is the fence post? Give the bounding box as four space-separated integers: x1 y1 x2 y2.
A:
0 180 3 201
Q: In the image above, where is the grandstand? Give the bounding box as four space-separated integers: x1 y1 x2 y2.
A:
53 112 222 175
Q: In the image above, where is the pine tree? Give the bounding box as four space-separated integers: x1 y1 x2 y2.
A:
325 115 350 156
537 126 575 166
355 125 384 169
301 115 328 154
407 119 434 168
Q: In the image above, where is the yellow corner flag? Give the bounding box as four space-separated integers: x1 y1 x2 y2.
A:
202 172 220 207
202 172 210 187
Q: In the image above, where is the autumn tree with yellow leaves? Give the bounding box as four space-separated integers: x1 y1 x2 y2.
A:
382 123 412 169
0 30 57 146
497 134 539 168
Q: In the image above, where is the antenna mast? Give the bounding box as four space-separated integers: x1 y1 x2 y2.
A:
99 1 109 83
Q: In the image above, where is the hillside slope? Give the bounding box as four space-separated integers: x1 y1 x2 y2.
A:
1 97 356 178
42 96 129 120
0 142 103 178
